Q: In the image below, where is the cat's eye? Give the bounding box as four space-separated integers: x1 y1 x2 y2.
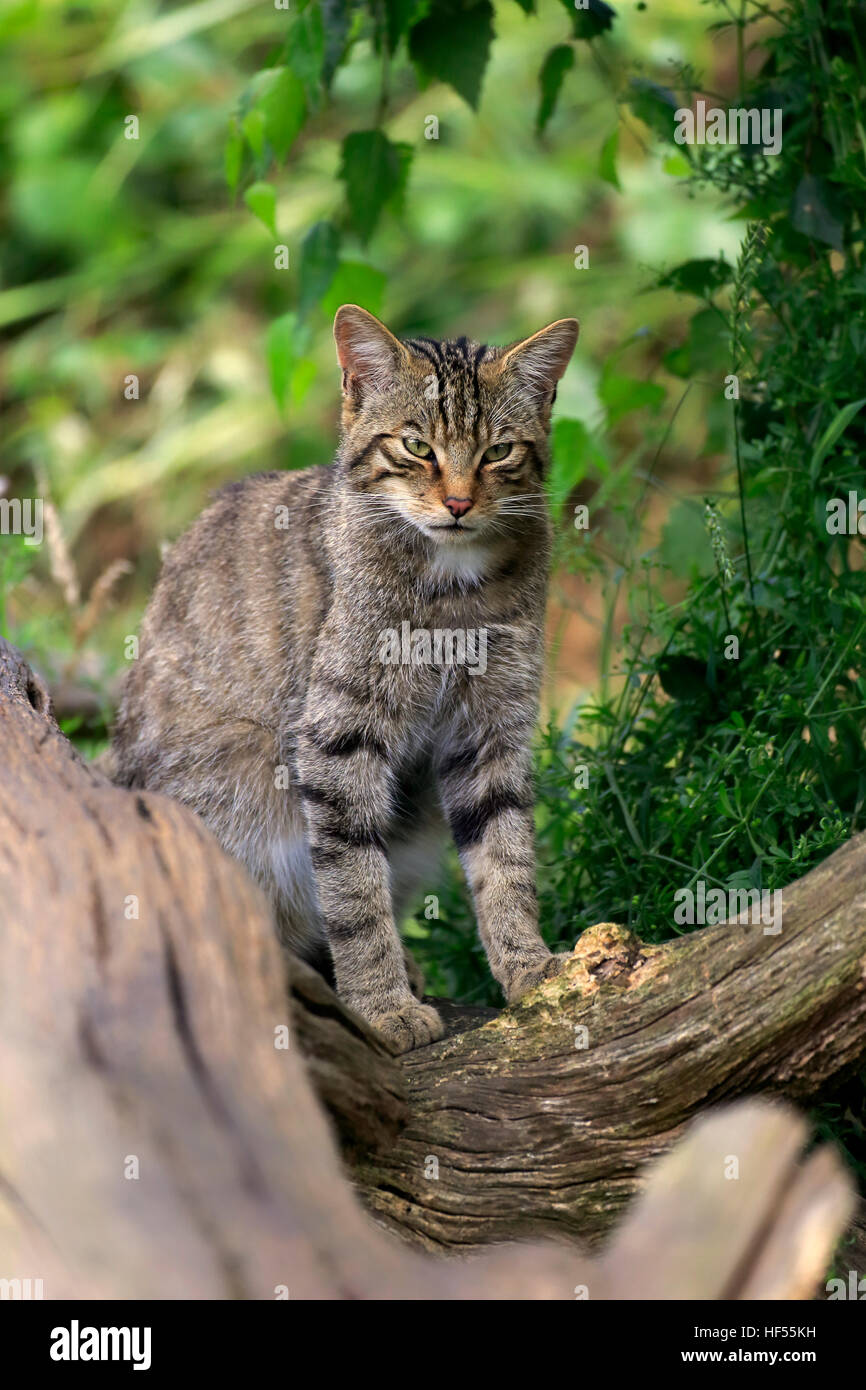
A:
403 436 433 459
482 442 513 463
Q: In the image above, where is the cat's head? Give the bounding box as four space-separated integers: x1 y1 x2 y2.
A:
333 305 578 547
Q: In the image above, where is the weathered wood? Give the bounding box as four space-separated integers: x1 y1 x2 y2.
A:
0 637 424 1298
288 952 409 1155
597 1102 852 1300
355 872 866 1249
0 637 860 1297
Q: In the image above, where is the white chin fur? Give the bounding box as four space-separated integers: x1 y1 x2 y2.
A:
426 541 491 584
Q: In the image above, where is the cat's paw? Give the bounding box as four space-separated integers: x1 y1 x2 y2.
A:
505 952 573 1004
370 1001 444 1054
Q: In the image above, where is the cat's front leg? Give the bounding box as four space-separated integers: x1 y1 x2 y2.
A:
295 668 443 1053
437 697 566 1004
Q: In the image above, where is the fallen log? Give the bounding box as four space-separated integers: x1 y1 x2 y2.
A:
356 876 866 1248
0 637 860 1297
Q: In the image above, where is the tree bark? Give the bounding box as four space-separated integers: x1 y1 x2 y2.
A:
355 862 866 1249
0 637 860 1298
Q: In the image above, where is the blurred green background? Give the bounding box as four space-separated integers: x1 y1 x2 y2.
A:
1 0 740 704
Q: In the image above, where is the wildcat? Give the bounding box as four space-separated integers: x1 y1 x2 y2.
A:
109 305 579 1052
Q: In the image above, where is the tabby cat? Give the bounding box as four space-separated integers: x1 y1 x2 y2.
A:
109 305 579 1051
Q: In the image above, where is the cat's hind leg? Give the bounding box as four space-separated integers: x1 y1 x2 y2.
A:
402 944 425 999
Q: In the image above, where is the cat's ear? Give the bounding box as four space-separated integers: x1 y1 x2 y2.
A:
334 304 407 400
499 318 579 403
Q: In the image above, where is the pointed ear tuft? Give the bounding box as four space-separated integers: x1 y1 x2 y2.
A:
499 318 579 400
333 305 405 397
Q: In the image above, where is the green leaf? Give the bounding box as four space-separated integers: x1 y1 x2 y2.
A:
242 108 266 161
627 77 678 143
320 260 387 319
290 357 318 407
536 45 574 134
244 181 277 237
12 158 112 247
663 307 728 378
383 0 422 51
386 141 414 218
267 312 299 412
299 220 340 314
548 418 608 520
258 66 306 162
657 257 733 298
321 0 355 86
339 130 409 243
792 174 844 252
224 117 243 196
599 371 665 426
809 399 866 482
408 0 494 109
559 0 616 40
286 7 325 96
402 916 431 940
660 500 714 580
598 126 620 189
663 150 692 178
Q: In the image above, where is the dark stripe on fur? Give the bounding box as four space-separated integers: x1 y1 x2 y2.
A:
321 913 381 944
525 443 545 476
346 435 388 471
313 673 369 703
322 824 388 852
406 340 442 372
449 789 531 849
305 727 388 759
310 846 345 868
471 342 486 408
438 744 479 779
408 336 444 364
298 782 351 817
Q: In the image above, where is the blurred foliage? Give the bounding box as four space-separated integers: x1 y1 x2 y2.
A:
1 0 740 685
533 0 866 962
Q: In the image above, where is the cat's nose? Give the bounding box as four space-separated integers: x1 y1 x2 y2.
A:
443 497 473 518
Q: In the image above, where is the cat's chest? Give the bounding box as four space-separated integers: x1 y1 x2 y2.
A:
425 544 492 590
373 578 497 704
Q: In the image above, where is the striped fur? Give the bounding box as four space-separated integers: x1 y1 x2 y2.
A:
110 306 579 1051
